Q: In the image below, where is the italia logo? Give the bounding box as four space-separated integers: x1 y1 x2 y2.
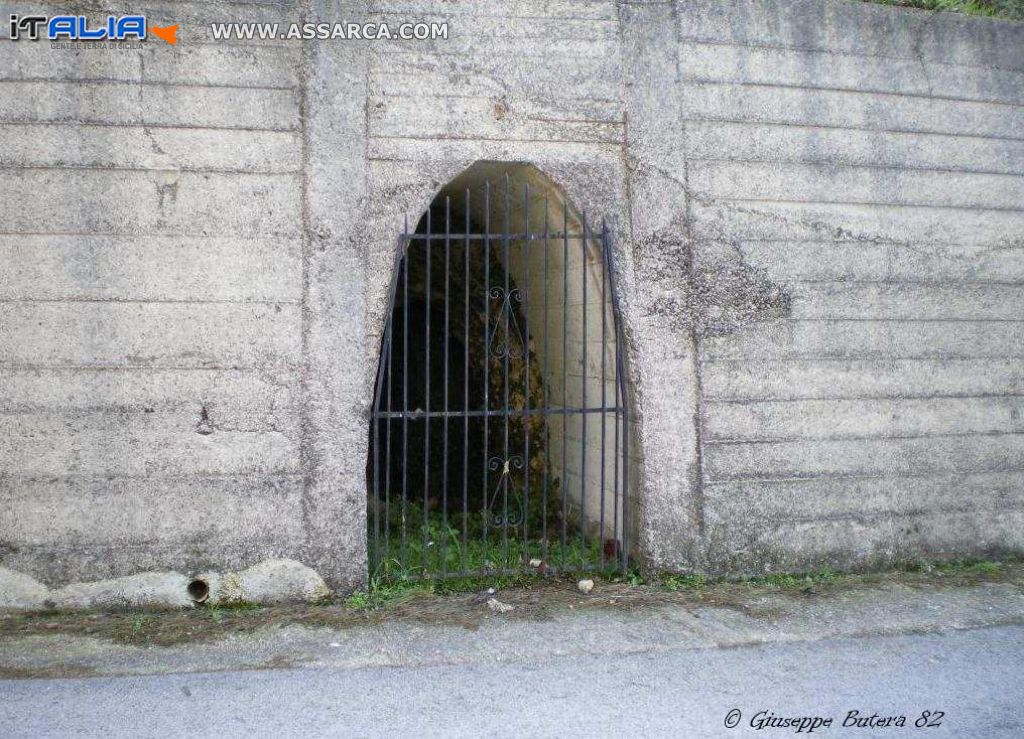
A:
8 15 178 44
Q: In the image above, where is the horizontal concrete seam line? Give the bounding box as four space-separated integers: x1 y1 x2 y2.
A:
703 468 1024 486
676 36 1024 77
368 48 621 63
4 536 307 548
702 355 1024 362
368 90 624 106
702 354 1024 365
680 75 1024 110
526 116 626 125
0 78 299 94
0 407 297 417
370 32 620 45
0 298 302 305
371 120 624 132
722 318 1024 324
0 165 302 176
0 364 301 371
3 536 307 548
0 472 305 481
703 466 1024 485
686 155 1024 179
791 280 1024 287
0 120 300 134
713 196 1024 213
703 431 1024 446
0 231 301 238
0 232 299 240
704 393 1024 406
701 393 1024 405
708 506 1024 526
0 77 297 92
703 237 1024 246
681 114 1024 144
367 133 622 146
681 78 1024 112
368 38 620 52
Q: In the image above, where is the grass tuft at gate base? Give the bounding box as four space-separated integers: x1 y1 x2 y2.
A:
369 502 614 584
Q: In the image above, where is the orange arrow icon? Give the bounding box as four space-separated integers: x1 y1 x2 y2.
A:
150 24 178 45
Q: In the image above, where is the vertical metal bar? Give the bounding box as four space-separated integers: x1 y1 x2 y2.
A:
501 173 511 566
401 214 410 570
383 241 399 568
620 344 630 575
441 196 451 577
605 225 630 574
541 196 550 565
560 201 569 568
372 342 381 572
482 182 491 567
462 187 470 574
521 181 531 562
580 211 588 558
384 311 393 563
599 218 608 570
607 223 620 567
372 238 405 574
423 205 432 573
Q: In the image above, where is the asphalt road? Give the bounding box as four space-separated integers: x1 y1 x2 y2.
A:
2 625 1021 738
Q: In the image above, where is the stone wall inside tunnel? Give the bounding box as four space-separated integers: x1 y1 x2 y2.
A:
1 0 1022 597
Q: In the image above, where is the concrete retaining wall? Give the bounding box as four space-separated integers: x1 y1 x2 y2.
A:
1 0 1021 589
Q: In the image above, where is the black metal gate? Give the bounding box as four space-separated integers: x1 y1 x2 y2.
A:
369 174 629 579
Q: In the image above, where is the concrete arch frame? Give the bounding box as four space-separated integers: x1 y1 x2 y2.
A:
347 157 700 584
304 134 701 588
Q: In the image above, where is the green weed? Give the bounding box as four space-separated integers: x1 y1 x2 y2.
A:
864 0 1024 21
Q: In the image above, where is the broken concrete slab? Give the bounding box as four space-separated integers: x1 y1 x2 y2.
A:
0 567 49 611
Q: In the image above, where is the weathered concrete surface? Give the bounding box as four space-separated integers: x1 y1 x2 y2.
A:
194 559 330 606
50 572 194 612
0 0 1022 590
0 559 330 611
0 567 48 611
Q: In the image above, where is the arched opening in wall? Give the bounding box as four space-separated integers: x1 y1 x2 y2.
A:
368 162 630 579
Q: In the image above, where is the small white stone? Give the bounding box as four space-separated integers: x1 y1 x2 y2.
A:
487 597 514 613
577 579 595 594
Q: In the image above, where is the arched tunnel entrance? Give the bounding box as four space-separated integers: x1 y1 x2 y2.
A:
368 162 630 579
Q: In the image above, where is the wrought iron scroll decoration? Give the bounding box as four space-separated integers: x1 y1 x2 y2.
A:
486 286 525 360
